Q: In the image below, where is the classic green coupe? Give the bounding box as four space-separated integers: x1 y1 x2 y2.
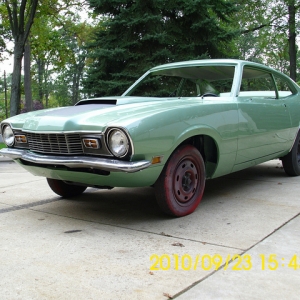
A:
1 59 300 217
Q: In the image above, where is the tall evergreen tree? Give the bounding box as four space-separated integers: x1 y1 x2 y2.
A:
84 0 236 97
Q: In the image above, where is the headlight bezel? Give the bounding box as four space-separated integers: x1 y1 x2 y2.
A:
2 125 15 147
106 128 132 158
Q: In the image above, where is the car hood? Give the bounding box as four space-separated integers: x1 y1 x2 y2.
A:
5 96 202 132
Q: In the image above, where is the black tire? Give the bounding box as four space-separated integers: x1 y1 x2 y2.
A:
282 131 300 176
154 144 206 217
47 178 87 197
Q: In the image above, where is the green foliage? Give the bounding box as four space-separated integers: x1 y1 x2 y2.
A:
0 72 10 121
233 0 299 79
1 0 298 114
84 0 237 96
0 2 16 57
29 6 96 107
0 0 94 114
0 100 8 122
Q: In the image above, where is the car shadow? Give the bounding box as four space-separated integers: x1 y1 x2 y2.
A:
58 160 288 222
203 160 287 200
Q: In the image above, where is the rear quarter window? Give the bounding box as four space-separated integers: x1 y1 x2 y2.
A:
273 74 294 98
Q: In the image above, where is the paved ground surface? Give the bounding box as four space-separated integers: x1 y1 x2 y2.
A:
0 156 299 299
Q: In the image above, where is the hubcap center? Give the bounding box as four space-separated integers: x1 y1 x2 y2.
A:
182 172 192 191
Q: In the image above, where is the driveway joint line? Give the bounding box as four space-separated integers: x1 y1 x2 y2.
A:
0 197 244 251
14 205 244 251
0 198 242 251
0 199 61 214
0 180 45 190
172 211 300 299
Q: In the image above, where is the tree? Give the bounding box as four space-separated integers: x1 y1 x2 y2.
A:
4 0 39 116
30 15 70 107
24 39 33 111
27 1 93 107
287 0 297 80
0 4 12 61
235 0 299 80
84 0 237 97
51 22 92 106
1 0 92 115
0 71 10 121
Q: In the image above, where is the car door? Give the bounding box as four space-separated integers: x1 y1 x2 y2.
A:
234 66 292 169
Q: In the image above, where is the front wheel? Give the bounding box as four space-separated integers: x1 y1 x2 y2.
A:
154 145 206 217
282 131 300 176
47 178 87 197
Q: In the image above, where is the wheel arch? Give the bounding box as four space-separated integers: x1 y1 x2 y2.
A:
167 127 220 178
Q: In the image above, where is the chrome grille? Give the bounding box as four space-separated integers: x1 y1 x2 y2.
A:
26 133 83 154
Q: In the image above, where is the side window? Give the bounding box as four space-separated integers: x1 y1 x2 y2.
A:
239 67 276 99
197 79 233 96
273 75 293 98
180 79 198 97
130 75 182 97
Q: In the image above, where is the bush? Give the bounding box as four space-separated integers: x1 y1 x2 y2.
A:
21 100 44 113
0 101 8 122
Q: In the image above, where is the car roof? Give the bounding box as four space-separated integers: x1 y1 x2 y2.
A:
148 59 298 85
149 59 268 72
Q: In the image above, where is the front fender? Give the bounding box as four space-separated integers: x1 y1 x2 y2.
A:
127 101 239 177
171 125 221 154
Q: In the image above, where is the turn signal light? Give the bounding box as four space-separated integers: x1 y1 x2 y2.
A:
15 135 27 143
83 138 99 149
151 156 163 164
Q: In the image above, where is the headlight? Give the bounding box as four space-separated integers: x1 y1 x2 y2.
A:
3 126 15 146
108 129 129 157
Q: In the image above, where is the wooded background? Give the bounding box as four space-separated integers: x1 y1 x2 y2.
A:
0 0 299 120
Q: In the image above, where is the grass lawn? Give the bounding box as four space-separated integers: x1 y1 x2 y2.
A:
0 143 6 150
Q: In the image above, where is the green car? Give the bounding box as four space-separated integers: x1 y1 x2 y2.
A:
1 59 300 217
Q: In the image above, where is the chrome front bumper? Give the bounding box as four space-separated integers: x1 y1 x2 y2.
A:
0 148 151 173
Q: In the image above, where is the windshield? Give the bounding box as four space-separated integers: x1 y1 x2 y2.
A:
125 65 235 97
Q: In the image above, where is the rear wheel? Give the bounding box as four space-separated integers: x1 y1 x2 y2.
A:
47 178 87 197
282 131 300 176
154 145 206 217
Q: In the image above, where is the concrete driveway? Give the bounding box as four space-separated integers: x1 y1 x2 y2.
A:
0 157 299 299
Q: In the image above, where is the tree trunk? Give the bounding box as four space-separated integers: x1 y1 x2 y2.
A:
37 59 45 102
72 57 85 105
45 92 49 108
10 43 23 116
24 40 33 112
5 0 39 116
288 1 296 81
4 71 8 118
72 70 77 105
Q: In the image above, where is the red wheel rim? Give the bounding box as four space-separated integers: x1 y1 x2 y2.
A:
173 158 199 204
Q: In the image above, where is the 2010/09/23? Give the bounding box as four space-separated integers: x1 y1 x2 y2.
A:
150 254 300 271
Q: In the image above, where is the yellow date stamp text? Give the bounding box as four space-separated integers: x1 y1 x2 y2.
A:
150 254 300 271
